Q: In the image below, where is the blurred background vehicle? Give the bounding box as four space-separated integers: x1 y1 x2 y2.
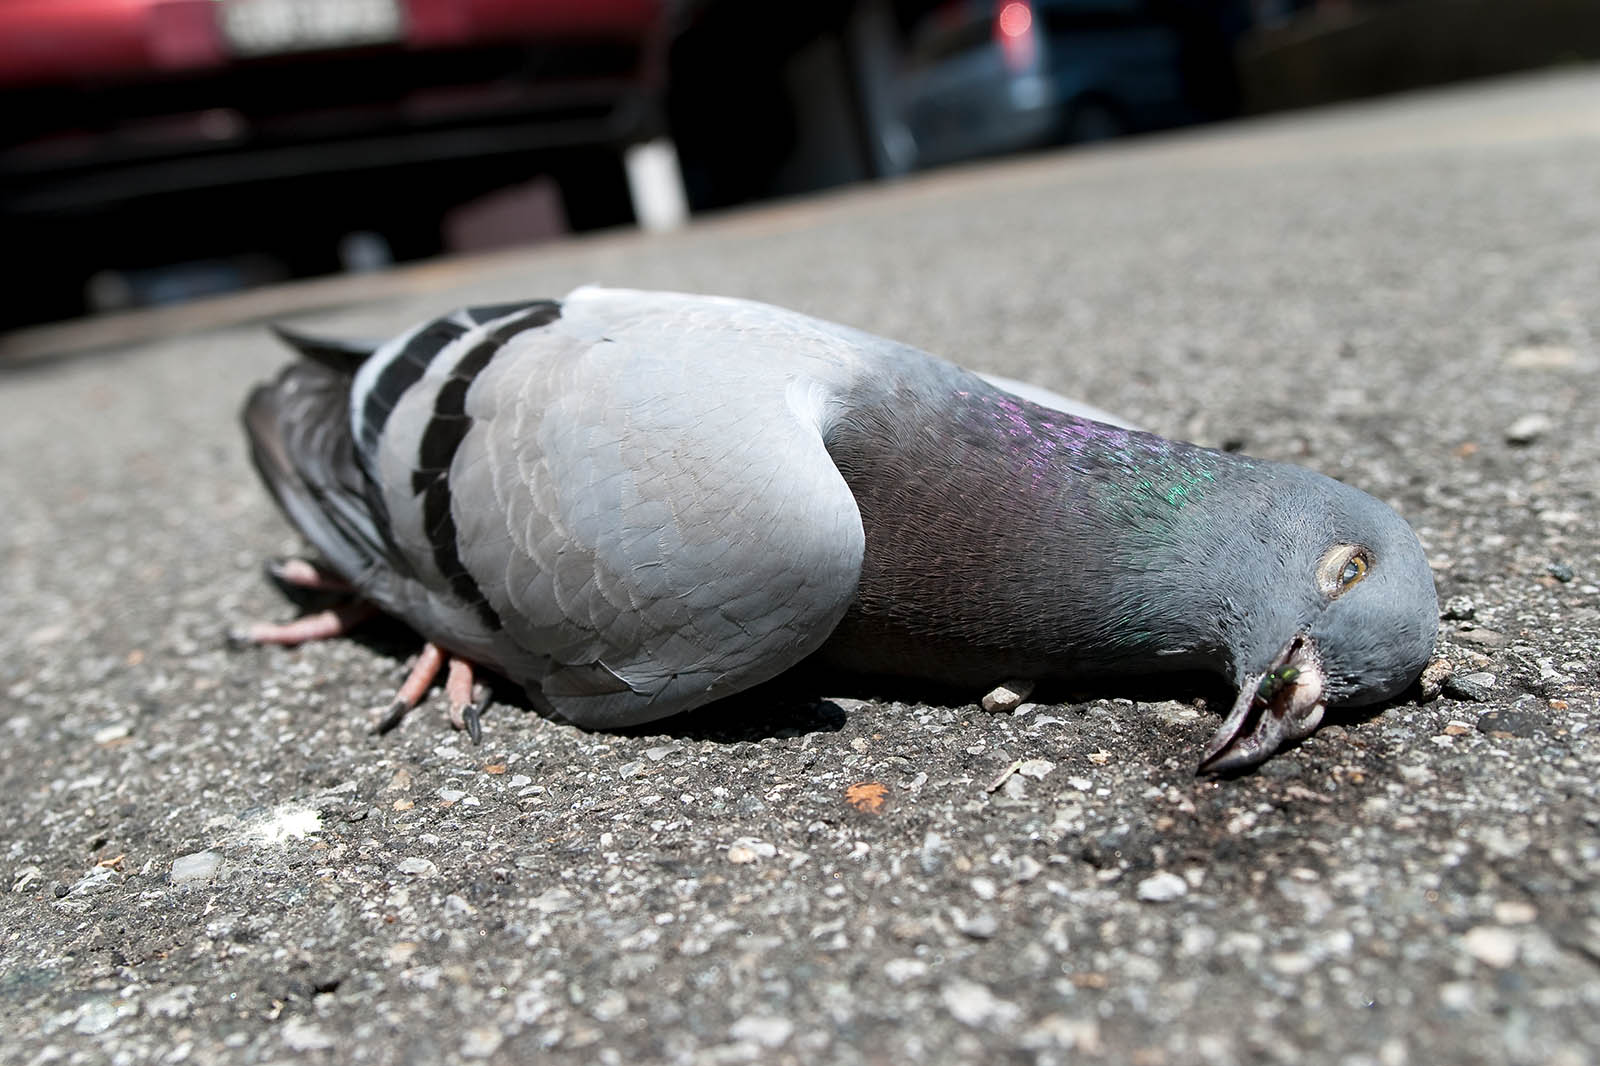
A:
2 0 1595 332
0 0 674 327
885 0 1241 170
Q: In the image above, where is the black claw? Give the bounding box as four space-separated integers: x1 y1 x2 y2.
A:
462 703 484 746
371 699 409 735
223 627 254 650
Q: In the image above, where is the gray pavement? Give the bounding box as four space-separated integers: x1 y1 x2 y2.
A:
3 67 1599 1066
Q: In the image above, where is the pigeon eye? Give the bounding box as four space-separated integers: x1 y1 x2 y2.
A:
1318 544 1371 598
1340 556 1367 586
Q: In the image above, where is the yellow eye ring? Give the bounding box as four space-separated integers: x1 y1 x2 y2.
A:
1318 544 1372 597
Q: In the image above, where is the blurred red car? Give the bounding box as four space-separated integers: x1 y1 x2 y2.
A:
0 0 671 326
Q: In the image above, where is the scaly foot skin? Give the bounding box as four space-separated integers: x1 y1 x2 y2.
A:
229 600 377 647
444 658 489 744
365 645 488 741
370 643 446 735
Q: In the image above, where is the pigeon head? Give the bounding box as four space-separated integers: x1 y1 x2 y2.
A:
1194 465 1439 773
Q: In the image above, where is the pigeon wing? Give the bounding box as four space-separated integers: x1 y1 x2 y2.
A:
365 289 869 728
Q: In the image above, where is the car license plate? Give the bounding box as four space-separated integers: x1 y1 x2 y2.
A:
220 0 403 56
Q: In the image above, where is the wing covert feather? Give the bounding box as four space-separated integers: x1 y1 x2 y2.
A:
454 294 868 727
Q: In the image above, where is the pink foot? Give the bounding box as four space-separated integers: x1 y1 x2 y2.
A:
370 643 445 735
233 601 377 646
444 657 489 744
370 646 488 743
233 561 493 740
266 556 353 593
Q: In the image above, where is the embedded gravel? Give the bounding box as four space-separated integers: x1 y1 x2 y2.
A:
3 68 1599 1066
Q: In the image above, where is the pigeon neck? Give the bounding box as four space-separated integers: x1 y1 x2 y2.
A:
823 381 1236 684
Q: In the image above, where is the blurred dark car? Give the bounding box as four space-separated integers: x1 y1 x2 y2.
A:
893 0 1237 168
0 0 670 327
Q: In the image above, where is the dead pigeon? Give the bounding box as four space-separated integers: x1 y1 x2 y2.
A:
239 287 1438 773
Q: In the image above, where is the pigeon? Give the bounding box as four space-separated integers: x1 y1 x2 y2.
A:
240 286 1438 773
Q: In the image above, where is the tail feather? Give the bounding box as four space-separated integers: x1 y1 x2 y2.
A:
268 325 380 375
243 360 397 588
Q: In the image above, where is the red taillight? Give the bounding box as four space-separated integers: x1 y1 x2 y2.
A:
995 0 1035 71
997 1 1032 38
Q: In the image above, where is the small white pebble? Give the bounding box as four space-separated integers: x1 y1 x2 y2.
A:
280 1018 335 1051
1136 872 1188 903
1462 925 1518 968
1438 981 1476 1012
729 1015 794 1048
982 679 1035 712
170 851 223 885
1505 344 1579 369
1270 951 1315 976
1505 413 1553 444
884 958 928 984
93 722 133 744
1492 900 1537 925
72 999 129 1036
954 910 1000 939
460 1027 504 1058
1398 764 1434 785
726 838 775 865
397 857 438 878
534 887 577 914
942 978 1020 1027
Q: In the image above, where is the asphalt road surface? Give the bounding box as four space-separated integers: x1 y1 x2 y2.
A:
3 67 1598 1066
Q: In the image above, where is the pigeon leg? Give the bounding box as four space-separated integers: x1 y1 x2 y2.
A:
444 658 488 744
370 643 447 734
234 601 377 646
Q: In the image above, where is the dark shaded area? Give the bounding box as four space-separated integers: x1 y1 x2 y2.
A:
3 0 1593 335
666 1 862 211
669 0 1250 208
0 17 663 331
1239 0 1600 113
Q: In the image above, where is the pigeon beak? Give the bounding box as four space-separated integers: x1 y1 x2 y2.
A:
1197 634 1327 775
